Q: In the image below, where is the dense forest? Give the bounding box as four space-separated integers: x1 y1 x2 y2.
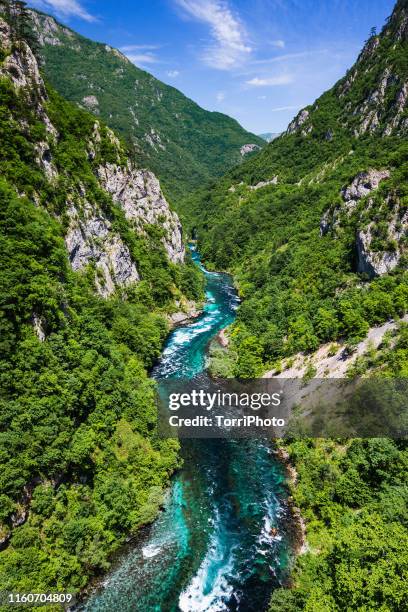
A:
183 1 408 609
1 0 408 608
185 0 408 379
0 1 204 596
270 437 408 611
28 9 264 201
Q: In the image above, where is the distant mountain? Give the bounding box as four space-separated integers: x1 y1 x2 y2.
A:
258 132 281 142
29 10 264 201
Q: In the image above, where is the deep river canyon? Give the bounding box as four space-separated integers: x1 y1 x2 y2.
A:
85 247 293 611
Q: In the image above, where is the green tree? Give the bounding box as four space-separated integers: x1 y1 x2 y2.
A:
234 336 263 378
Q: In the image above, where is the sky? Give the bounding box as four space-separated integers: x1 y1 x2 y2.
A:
27 0 396 134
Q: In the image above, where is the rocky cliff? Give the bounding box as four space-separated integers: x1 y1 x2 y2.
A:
187 0 408 376
97 163 184 265
0 15 184 298
28 9 264 200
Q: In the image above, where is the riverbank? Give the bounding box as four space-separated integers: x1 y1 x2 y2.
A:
84 247 293 612
275 446 307 558
166 299 203 329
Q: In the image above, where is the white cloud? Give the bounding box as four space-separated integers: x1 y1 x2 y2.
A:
174 0 251 70
216 91 225 102
121 44 161 52
251 50 327 66
270 105 300 112
119 44 161 67
125 53 158 66
257 95 267 99
246 75 293 87
167 70 180 77
29 0 96 22
271 39 285 48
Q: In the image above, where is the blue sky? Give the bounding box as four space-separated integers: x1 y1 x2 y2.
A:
27 0 395 134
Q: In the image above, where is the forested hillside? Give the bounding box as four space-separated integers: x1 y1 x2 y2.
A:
0 2 203 594
1 0 408 606
28 10 264 201
188 0 408 379
184 1 408 609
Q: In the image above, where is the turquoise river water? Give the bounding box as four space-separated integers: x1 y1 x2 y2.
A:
85 247 292 611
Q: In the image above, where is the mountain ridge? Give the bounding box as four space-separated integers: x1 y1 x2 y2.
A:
29 9 264 202
188 0 408 372
0 4 203 593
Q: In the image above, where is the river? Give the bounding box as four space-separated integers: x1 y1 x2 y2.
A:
85 247 292 612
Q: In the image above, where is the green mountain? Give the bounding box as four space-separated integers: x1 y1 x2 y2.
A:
1 0 408 606
0 5 203 593
258 132 281 142
28 9 264 202
184 1 408 609
189 0 408 377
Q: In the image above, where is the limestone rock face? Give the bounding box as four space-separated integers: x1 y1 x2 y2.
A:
82 95 99 112
249 177 278 190
240 143 261 156
1 38 42 89
286 109 311 135
394 3 408 41
344 2 408 138
0 15 10 47
65 203 139 298
352 67 407 136
319 209 332 237
32 314 46 342
356 205 407 278
34 141 58 180
98 163 185 264
320 169 390 236
356 230 399 277
0 16 184 300
28 11 61 46
0 18 57 137
341 169 390 206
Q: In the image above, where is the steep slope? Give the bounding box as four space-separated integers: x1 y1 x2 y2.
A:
28 10 264 201
188 0 408 378
185 3 408 610
0 7 203 594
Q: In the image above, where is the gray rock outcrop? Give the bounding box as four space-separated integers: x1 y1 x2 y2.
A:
65 203 139 298
82 95 99 112
320 169 390 236
0 18 57 137
341 169 390 208
286 109 311 135
319 209 332 237
356 205 407 277
249 176 278 190
32 314 46 342
28 11 61 46
98 163 184 264
240 143 261 156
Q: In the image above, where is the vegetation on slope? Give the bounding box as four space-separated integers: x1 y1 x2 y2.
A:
29 9 264 201
270 436 408 611
184 0 408 378
182 1 408 609
270 324 408 609
0 4 203 595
